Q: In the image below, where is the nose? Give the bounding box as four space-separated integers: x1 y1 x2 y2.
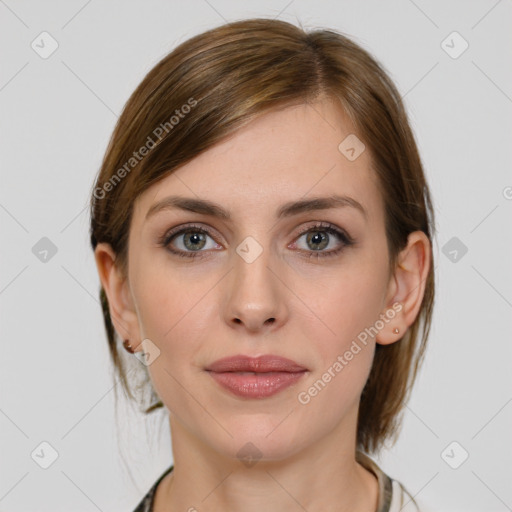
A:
223 243 288 334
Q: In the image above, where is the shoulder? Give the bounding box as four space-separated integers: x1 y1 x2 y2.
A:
132 465 174 512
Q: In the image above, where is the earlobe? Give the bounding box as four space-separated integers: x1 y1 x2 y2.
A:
376 231 431 346
94 243 142 351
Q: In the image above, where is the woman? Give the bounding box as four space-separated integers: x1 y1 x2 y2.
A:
90 17 435 512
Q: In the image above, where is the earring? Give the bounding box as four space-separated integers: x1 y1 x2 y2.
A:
393 327 400 334
123 339 135 353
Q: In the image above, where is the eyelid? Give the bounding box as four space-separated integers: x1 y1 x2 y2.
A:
159 220 355 258
160 222 349 244
293 221 354 244
159 223 221 246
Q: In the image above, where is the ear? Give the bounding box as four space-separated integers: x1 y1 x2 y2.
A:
376 230 431 346
94 242 143 352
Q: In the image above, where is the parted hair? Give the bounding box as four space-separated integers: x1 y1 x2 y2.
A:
89 17 435 455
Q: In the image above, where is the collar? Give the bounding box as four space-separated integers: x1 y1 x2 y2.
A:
356 450 393 512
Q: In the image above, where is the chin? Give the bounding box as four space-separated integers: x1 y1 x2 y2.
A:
210 414 310 464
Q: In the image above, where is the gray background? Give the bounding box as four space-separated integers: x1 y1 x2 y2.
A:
1 1 511 511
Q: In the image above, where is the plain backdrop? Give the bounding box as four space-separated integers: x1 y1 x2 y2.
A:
1 1 511 511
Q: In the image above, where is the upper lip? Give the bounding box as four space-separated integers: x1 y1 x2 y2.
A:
205 355 307 373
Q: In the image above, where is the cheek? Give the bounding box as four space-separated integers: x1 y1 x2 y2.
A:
132 252 211 341
293 277 380 419
130 264 212 418
130 257 219 375
296 263 387 356
292 261 387 408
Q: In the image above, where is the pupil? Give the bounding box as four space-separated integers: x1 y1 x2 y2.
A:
308 231 328 250
185 232 205 250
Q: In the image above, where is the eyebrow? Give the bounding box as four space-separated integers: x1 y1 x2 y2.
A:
145 194 367 222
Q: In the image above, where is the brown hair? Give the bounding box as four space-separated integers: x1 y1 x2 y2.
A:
89 17 435 455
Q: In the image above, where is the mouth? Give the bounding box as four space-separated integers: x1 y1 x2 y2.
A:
205 354 307 373
205 355 308 399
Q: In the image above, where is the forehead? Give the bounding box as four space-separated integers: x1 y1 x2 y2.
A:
135 99 384 224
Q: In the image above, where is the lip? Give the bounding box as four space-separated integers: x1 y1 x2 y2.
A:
205 355 308 399
205 354 307 373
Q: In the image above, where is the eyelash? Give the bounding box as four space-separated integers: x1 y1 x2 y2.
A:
158 222 355 260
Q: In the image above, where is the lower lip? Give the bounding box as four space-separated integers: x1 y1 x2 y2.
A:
207 371 307 398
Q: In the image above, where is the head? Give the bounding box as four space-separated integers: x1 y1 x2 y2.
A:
90 18 435 458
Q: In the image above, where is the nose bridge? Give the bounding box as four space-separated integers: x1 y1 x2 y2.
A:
226 234 285 330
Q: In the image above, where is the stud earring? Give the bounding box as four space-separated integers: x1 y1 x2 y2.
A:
123 339 135 353
393 327 400 334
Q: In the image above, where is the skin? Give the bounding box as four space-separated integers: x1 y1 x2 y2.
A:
95 97 431 512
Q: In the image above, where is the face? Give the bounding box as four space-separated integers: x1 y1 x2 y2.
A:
103 98 408 462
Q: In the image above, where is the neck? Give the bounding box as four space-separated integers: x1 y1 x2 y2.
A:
153 409 379 512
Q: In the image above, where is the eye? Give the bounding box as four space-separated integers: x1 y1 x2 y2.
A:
159 221 355 260
159 224 221 259
292 222 354 259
